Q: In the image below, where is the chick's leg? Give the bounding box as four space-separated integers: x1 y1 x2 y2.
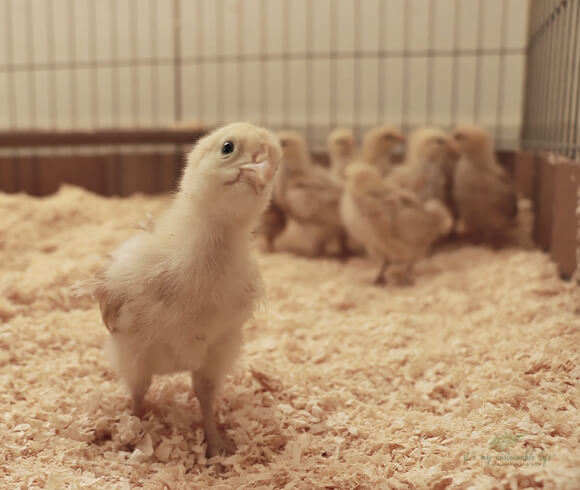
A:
130 373 152 417
192 328 242 457
373 259 390 286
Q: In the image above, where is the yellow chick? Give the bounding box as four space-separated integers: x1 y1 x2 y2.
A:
360 125 406 176
387 126 460 215
341 163 453 285
327 128 356 180
96 122 282 457
274 130 349 258
452 124 518 246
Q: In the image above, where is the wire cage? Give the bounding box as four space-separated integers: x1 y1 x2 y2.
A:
0 0 531 147
523 0 580 159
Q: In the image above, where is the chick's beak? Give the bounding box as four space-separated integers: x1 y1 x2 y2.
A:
238 160 273 192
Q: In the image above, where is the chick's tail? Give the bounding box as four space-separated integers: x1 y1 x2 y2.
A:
424 199 454 238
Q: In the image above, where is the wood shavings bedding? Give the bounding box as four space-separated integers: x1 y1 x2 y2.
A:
0 186 579 489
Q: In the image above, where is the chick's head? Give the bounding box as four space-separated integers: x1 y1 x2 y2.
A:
328 128 356 160
452 124 494 162
409 127 460 165
181 122 282 220
362 125 406 168
276 130 311 171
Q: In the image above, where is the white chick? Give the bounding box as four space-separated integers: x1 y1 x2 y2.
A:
360 125 406 176
327 128 356 180
274 130 349 258
341 163 453 285
452 124 518 246
96 122 282 457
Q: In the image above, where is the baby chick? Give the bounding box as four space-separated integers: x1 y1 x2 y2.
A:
387 126 460 214
327 128 356 180
274 130 349 258
452 124 518 246
360 125 406 176
96 122 282 457
341 163 453 285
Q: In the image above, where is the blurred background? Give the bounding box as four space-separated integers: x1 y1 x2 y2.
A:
0 0 578 196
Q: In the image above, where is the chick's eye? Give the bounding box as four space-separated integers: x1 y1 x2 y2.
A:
280 140 287 147
221 140 235 155
454 133 464 141
436 138 445 145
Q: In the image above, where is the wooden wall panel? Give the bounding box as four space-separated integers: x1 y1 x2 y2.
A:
0 158 18 193
36 155 108 196
532 154 555 252
550 161 580 279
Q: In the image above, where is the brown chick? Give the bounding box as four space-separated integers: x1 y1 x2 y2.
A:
387 126 460 216
452 124 518 246
360 125 406 176
96 122 282 457
274 130 349 258
327 128 356 180
341 163 453 285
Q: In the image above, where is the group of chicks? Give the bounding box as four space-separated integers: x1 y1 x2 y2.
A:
260 124 518 285
95 121 518 458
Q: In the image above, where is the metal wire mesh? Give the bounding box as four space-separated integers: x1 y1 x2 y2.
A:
522 0 580 159
0 0 534 153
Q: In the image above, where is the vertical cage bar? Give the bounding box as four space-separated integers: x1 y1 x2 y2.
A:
426 0 435 125
67 0 78 127
353 0 361 138
548 2 563 148
450 0 460 128
572 0 580 159
522 0 537 147
236 0 244 121
560 2 578 156
150 0 160 124
4 0 17 127
129 0 139 125
473 0 484 124
172 0 182 123
305 0 313 138
495 0 508 146
540 2 556 147
216 0 224 123
259 0 267 126
196 0 205 122
24 0 36 128
377 0 386 124
88 0 98 127
402 0 410 130
282 0 290 128
329 0 338 132
110 0 120 126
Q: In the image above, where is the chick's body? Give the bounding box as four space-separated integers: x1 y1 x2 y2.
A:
452 125 517 246
387 127 459 212
97 122 282 457
274 131 348 257
341 164 452 284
